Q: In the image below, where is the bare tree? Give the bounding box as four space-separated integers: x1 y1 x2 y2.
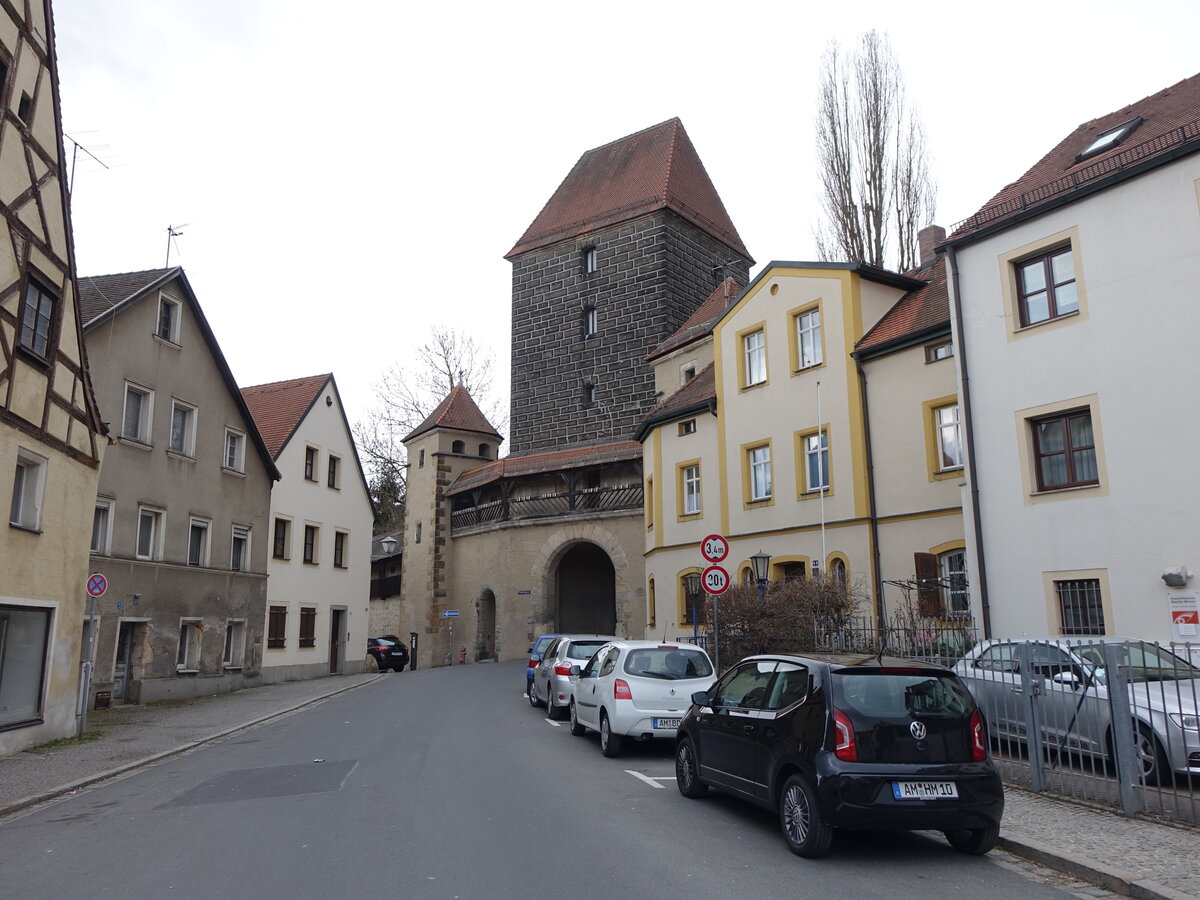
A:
355 326 507 528
814 31 936 273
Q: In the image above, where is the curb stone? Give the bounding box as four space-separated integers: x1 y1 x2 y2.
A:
999 833 1191 900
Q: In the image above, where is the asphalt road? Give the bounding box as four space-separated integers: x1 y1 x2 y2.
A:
0 662 1111 899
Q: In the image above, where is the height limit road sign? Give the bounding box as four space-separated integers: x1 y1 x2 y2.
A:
701 534 729 564
86 573 108 598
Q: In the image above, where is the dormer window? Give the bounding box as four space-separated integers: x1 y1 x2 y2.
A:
1076 116 1142 162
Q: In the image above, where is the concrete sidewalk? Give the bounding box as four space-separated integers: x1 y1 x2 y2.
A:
1 673 1197 899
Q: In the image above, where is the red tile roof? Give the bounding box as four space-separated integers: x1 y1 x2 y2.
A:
241 374 331 459
507 118 751 261
447 441 642 496
951 73 1200 240
855 256 948 354
647 278 742 361
404 386 502 443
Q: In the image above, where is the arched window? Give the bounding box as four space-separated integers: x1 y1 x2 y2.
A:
451 440 465 454
831 557 847 582
478 443 490 458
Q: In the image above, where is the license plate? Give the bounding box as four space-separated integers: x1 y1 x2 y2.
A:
390 652 404 657
892 781 958 800
653 718 681 729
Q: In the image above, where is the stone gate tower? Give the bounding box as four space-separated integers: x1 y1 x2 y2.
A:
505 118 753 454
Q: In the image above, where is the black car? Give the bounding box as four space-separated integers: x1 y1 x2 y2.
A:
367 637 409 673
675 653 1003 858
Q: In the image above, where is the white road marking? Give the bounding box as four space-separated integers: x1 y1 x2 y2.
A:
625 770 671 789
544 718 561 727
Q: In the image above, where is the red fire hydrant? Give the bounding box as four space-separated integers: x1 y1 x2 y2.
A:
459 645 467 665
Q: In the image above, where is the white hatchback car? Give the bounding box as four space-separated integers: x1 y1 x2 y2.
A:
568 640 714 757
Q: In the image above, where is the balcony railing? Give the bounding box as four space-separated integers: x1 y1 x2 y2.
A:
451 484 644 531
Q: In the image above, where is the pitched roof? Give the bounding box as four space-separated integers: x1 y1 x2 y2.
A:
950 73 1200 241
78 268 179 327
446 440 642 496
403 386 503 443
854 255 949 356
634 363 717 443
240 374 332 458
507 118 751 261
647 278 742 361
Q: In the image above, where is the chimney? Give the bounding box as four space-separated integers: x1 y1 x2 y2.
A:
917 225 946 267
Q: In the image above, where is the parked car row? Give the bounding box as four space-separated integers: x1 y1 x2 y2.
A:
523 634 1005 859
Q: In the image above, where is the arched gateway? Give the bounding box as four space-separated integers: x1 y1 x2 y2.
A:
554 542 616 634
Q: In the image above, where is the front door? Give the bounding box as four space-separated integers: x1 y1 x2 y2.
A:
329 609 344 675
113 622 135 703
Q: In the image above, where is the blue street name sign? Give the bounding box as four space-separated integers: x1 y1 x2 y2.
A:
442 610 460 618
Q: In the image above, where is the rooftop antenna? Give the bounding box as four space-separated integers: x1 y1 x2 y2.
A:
165 224 189 267
64 133 110 195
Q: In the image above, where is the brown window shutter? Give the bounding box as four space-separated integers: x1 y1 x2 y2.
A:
914 552 943 617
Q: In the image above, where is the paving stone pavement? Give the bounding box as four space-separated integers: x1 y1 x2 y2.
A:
0 672 1197 899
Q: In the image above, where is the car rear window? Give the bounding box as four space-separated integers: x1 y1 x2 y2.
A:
566 640 607 660
833 670 974 719
622 647 713 680
533 636 555 655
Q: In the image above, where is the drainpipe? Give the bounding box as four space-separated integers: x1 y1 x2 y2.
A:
856 358 885 629
945 244 993 639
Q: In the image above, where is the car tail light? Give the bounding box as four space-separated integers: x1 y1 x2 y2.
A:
614 679 632 700
970 709 988 762
527 659 538 668
554 664 572 676
832 708 857 761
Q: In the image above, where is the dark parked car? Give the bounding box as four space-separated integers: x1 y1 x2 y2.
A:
675 653 1004 858
368 637 409 673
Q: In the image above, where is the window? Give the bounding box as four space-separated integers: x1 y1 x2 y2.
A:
0 604 51 726
583 306 597 337
681 463 700 516
156 293 181 343
681 572 702 625
583 247 597 274
327 454 340 489
795 308 822 369
16 91 30 123
1016 246 1078 327
804 430 829 492
303 524 319 564
9 449 46 530
940 550 969 615
418 449 425 468
781 561 806 581
231 525 250 571
223 620 245 668
451 440 465 454
176 620 202 670
299 607 317 648
415 522 422 544
1058 579 1105 635
1032 409 1097 490
91 499 113 554
268 605 287 648
1077 116 1141 161
187 518 210 566
743 328 766 387
122 383 154 443
645 477 654 530
169 400 197 456
304 446 317 480
678 419 696 436
681 364 696 384
748 444 772 502
272 517 290 559
925 341 954 363
831 557 847 583
334 531 347 568
17 279 55 359
583 384 596 407
935 404 963 471
136 507 164 560
478 443 490 458
223 429 245 472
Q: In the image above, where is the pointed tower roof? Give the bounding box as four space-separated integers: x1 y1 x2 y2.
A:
241 373 333 458
403 386 503 443
506 118 752 261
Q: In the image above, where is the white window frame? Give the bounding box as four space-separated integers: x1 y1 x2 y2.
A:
327 453 341 489
936 404 964 471
136 506 165 560
187 517 211 567
584 306 597 337
805 430 830 492
749 445 772 501
122 382 154 444
940 550 969 615
177 619 202 671
231 524 250 571
744 329 766 386
682 464 701 516
92 498 114 554
584 247 598 274
169 400 197 456
223 619 246 668
156 292 182 344
303 523 319 564
796 309 822 369
334 530 348 568
223 428 246 473
10 448 47 530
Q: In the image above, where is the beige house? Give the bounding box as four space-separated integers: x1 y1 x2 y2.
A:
80 268 278 704
0 1 105 754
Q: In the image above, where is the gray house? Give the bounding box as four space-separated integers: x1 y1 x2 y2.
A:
79 267 279 705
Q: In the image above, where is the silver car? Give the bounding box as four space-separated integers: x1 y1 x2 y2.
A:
529 634 614 719
953 637 1200 784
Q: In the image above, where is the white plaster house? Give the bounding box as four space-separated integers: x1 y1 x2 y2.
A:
944 73 1200 643
242 374 373 678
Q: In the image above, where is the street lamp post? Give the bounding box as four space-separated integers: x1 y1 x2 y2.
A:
684 572 702 643
750 550 771 602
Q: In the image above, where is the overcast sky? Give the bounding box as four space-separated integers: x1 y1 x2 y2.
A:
52 0 1200 446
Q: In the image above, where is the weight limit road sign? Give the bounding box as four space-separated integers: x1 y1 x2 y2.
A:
702 565 730 595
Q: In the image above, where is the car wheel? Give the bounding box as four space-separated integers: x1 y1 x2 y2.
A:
545 693 560 720
599 711 623 758
944 823 1000 855
569 700 586 736
779 775 833 858
675 738 707 798
1135 724 1170 786
528 681 543 708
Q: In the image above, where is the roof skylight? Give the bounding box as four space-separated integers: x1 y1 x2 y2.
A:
1076 116 1143 162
